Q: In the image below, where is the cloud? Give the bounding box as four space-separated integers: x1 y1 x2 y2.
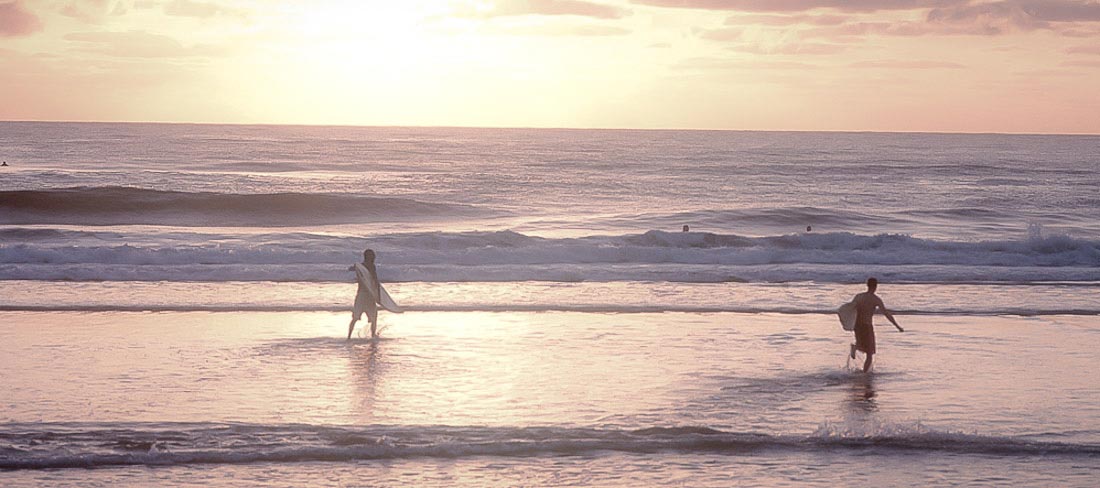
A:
850 59 966 68
1061 59 1100 67
484 21 631 36
60 0 123 23
724 13 848 25
568 23 632 35
164 0 246 19
701 21 862 49
632 0 968 13
645 1 1100 40
699 27 741 41
469 0 630 19
674 56 819 71
1066 44 1100 54
64 30 228 57
798 20 956 38
0 0 42 37
927 1 1100 32
1013 67 1086 76
1060 26 1100 35
724 40 848 54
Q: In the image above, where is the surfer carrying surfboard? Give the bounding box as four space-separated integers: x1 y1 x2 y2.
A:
348 249 382 339
346 248 404 339
848 277 904 372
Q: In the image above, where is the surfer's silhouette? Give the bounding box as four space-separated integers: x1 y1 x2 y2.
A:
348 249 382 339
849 277 903 372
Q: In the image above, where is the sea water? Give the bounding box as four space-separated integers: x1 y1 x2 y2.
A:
1 122 1098 486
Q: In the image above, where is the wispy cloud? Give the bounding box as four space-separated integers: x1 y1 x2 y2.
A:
699 28 844 54
850 59 966 68
1065 44 1100 54
674 56 820 71
483 21 631 36
724 13 848 26
726 40 848 54
929 1 1100 24
64 30 228 58
60 0 126 23
641 1 1100 39
925 1 1100 35
699 27 741 41
1061 59 1100 67
164 0 247 19
464 0 631 19
633 0 969 13
0 0 42 37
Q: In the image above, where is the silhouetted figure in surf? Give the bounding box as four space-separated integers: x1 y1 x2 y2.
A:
849 277 903 372
348 249 382 339
1 161 8 167
682 224 690 232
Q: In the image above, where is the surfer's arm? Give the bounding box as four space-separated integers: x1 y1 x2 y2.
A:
878 300 903 332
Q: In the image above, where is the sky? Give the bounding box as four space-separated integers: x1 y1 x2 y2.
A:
1 0 1099 133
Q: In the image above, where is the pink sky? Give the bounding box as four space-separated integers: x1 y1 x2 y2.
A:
2 0 1099 133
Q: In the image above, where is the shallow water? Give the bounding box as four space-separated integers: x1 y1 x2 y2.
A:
2 310 1098 485
3 123 1099 485
3 280 1100 316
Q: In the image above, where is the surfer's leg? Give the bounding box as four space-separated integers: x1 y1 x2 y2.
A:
367 303 378 338
863 352 873 373
347 317 358 340
850 343 857 359
351 292 367 340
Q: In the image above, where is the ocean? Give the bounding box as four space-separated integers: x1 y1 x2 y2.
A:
1 121 1098 486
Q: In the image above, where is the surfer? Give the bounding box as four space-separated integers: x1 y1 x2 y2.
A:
849 277 903 372
348 249 381 339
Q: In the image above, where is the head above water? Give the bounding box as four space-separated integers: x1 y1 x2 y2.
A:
866 277 878 292
363 249 375 263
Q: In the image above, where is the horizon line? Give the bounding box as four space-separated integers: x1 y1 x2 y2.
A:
2 119 1099 137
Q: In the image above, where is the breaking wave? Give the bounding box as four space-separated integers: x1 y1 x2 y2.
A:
2 422 1096 470
0 187 488 226
1 229 1097 283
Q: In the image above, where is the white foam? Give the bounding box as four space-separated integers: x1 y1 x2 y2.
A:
1 229 1098 283
2 422 1094 470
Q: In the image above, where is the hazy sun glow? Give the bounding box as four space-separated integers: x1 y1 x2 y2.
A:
1 0 1099 132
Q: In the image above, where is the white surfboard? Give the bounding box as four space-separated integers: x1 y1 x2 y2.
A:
837 301 856 331
355 263 403 313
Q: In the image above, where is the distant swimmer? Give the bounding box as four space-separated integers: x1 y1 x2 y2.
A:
682 224 690 232
806 225 812 232
1 161 8 167
348 249 382 339
849 277 904 372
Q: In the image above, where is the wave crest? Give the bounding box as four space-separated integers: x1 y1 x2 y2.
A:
0 187 488 226
2 422 1096 470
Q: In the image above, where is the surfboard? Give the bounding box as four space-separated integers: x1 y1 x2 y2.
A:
354 263 403 313
837 301 856 331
